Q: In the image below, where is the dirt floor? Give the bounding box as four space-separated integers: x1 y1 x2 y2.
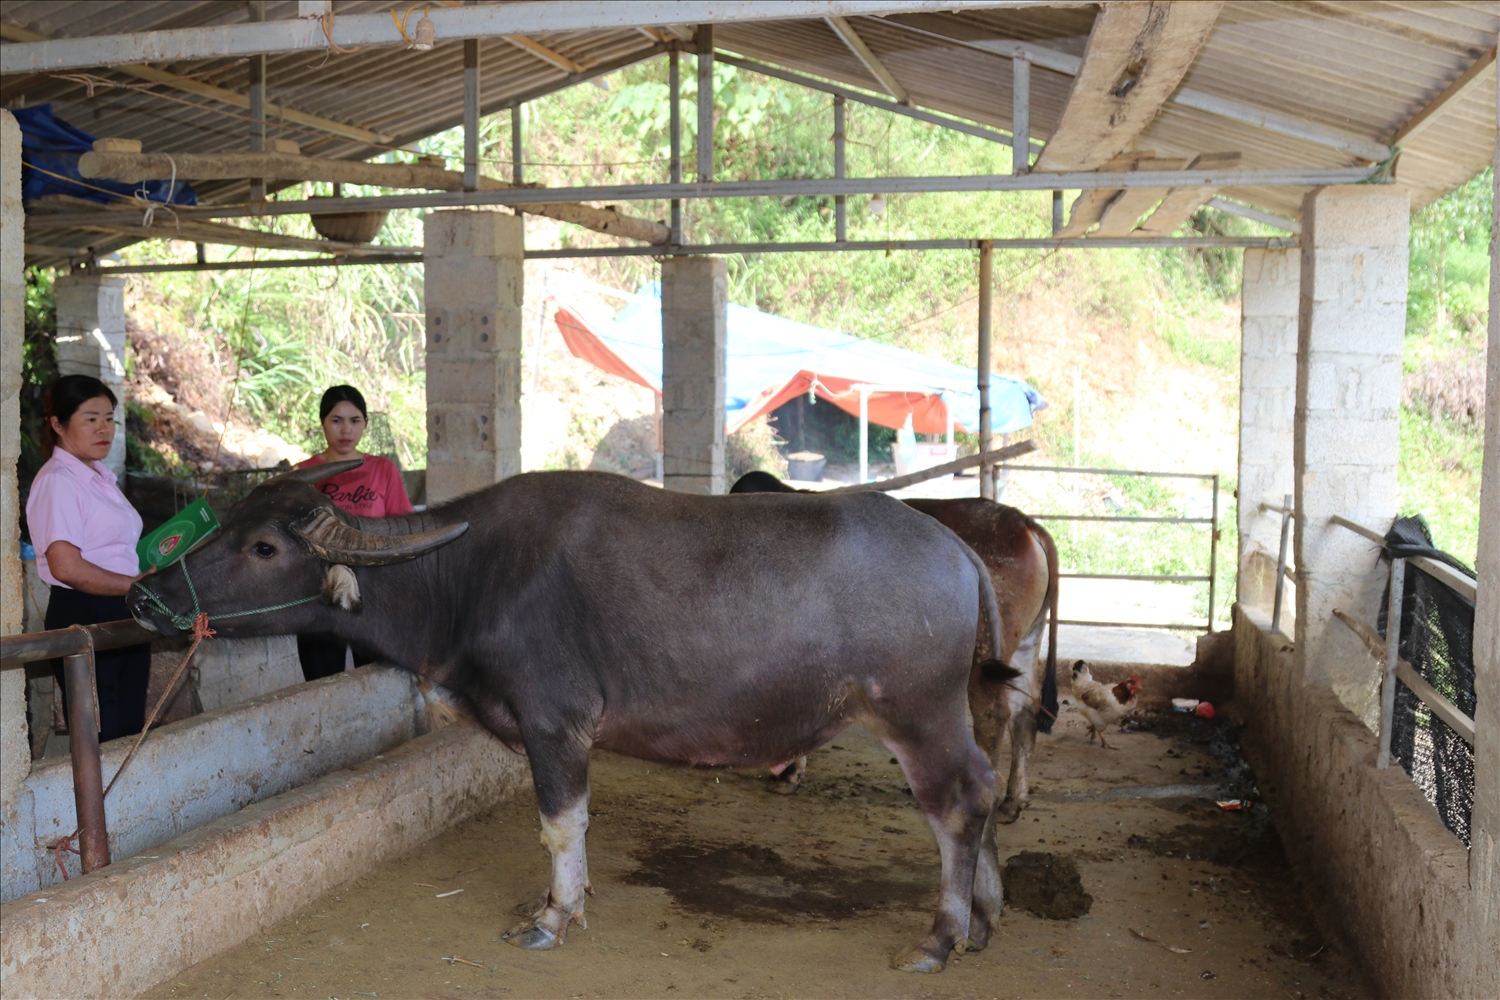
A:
145 708 1374 1000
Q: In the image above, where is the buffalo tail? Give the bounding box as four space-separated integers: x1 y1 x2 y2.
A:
1032 519 1062 734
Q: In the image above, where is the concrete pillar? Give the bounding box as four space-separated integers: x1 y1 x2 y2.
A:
54 274 128 482
661 256 727 495
1468 126 1499 988
1237 247 1299 614
1 110 31 816
423 211 524 505
1293 184 1409 723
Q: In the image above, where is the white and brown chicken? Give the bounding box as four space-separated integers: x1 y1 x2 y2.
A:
1062 660 1142 749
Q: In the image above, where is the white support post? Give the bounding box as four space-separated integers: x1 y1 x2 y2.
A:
669 48 683 243
695 25 714 183
1376 557 1405 769
463 39 481 193
834 94 847 241
247 1 266 201
1294 184 1409 723
54 274 128 481
1012 51 1030 175
978 240 993 499
661 255 727 495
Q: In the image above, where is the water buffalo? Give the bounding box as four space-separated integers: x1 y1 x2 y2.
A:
730 471 1059 822
129 463 1019 972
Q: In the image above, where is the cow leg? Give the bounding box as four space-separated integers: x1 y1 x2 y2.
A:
998 618 1045 824
882 723 993 974
961 806 1004 952
998 708 1039 823
503 736 592 950
768 755 807 795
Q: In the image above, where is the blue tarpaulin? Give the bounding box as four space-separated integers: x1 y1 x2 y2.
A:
554 283 1044 436
14 105 195 209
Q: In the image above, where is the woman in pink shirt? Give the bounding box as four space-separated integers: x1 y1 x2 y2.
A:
295 385 413 680
25 375 154 742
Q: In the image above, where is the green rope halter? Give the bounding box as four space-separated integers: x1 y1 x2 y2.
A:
134 559 321 633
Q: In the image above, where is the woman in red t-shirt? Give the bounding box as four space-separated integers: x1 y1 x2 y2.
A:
295 384 413 680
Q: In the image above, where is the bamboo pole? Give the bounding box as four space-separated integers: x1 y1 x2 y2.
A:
77 150 671 244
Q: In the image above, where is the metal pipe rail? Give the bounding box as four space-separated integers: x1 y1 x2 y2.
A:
1326 516 1479 767
2 619 156 875
1002 465 1221 632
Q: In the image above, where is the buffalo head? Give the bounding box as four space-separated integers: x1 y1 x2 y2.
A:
128 460 467 637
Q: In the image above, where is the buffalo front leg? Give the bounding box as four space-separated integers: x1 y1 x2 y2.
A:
504 738 593 950
883 724 994 973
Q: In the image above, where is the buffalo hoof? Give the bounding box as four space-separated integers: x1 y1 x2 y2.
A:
997 799 1023 824
890 942 949 973
513 891 549 917
767 775 801 795
502 921 562 950
959 917 994 952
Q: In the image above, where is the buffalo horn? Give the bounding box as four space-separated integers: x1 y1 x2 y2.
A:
270 459 366 485
291 507 469 566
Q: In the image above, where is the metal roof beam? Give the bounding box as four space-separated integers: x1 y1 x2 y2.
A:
824 15 909 104
0 22 402 147
1206 196 1300 233
27 165 1379 229
716 52 1041 151
1391 45 1497 148
0 3 1059 73
1035 1 1225 172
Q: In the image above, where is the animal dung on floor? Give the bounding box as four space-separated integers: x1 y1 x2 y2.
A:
1002 851 1094 919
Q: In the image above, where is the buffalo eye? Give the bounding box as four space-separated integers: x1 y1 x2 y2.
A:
252 541 277 559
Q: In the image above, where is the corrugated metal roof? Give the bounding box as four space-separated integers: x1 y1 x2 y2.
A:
2 0 1494 267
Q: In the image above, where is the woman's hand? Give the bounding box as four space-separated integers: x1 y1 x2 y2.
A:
45 541 148 597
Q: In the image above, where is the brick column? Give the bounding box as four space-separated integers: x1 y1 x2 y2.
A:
661 256 726 495
1293 185 1409 722
423 211 524 505
1 110 31 817
54 273 127 481
1237 247 1299 615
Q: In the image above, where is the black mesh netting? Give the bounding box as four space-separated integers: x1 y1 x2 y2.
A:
1379 516 1476 846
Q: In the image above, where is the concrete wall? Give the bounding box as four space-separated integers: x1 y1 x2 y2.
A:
53 274 128 481
0 716 529 1000
423 210 524 504
1 665 424 901
1 110 30 844
661 256 727 495
1237 247 1299 615
1294 185 1409 725
1233 604 1488 998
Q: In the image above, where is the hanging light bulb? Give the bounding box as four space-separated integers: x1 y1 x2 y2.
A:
412 8 436 50
868 193 886 219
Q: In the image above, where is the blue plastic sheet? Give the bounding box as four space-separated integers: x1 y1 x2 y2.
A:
15 104 195 209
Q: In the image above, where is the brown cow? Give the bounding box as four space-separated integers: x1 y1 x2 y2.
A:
731 472 1059 823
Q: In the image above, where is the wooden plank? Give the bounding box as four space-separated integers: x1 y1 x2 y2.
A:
1135 152 1243 237
1055 150 1158 238
503 34 586 75
1395 661 1476 747
1091 157 1186 237
820 439 1036 495
825 15 910 105
75 217 418 256
75 150 671 244
1035 1 1225 172
1391 45 1497 148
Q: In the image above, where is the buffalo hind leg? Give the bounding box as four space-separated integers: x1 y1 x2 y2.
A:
503 736 593 950
997 620 1045 824
883 725 994 973
998 708 1039 823
961 807 1004 952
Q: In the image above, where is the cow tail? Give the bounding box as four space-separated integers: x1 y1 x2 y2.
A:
950 533 1019 687
1031 519 1061 734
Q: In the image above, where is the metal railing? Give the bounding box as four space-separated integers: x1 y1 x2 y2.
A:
1326 515 1477 766
1 619 156 875
1007 464 1221 632
1257 495 1297 634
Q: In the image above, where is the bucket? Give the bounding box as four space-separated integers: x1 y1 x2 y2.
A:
787 451 826 482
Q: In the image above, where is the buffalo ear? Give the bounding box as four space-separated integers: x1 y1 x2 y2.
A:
323 564 361 611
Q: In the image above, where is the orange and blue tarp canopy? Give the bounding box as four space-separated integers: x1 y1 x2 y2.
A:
553 284 1044 436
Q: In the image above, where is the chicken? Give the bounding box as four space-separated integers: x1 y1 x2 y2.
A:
1063 661 1141 749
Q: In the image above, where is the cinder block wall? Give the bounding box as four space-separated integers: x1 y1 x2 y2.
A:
1233 605 1486 998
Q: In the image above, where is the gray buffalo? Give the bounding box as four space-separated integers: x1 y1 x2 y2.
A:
730 471 1059 820
129 463 1019 972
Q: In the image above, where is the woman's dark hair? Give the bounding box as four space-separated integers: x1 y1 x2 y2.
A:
319 384 368 421
41 374 118 459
